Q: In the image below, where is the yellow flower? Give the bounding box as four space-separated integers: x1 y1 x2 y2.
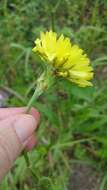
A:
33 30 93 87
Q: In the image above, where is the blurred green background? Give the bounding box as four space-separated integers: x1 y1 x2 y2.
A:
0 0 107 189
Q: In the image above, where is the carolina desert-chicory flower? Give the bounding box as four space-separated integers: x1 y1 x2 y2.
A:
25 30 94 169
33 30 93 87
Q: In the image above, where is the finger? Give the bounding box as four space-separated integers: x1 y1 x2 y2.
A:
0 107 26 120
0 113 39 181
0 108 40 130
24 134 38 151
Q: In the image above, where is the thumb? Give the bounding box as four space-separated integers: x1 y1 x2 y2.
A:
0 113 39 181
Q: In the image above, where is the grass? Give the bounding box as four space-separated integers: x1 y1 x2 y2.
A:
0 0 107 189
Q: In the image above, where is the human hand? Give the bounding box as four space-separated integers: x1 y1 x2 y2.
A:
0 107 40 181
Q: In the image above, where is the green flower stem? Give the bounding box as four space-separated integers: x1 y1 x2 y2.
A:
23 150 30 167
23 71 51 173
23 86 43 170
23 69 53 174
26 85 43 113
23 150 38 179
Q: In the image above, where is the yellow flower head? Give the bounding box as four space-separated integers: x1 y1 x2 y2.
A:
33 30 93 87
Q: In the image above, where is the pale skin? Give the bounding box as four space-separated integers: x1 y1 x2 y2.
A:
0 107 40 181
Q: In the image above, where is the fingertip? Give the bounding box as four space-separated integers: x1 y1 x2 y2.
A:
14 114 38 144
30 107 40 123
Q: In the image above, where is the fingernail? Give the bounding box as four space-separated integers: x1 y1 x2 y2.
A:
14 114 38 143
30 107 40 122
